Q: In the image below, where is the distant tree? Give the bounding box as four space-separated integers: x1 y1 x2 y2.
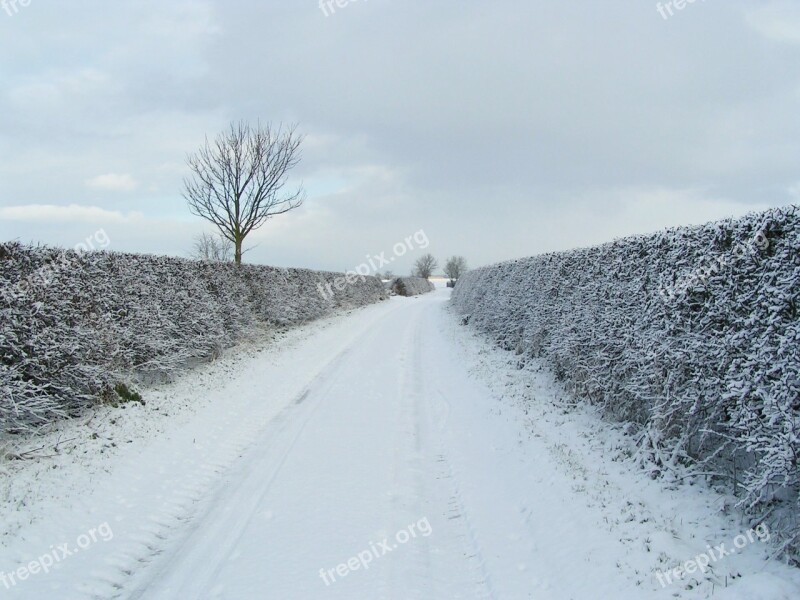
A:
413 254 438 279
183 121 305 265
191 232 233 262
382 270 394 281
444 256 468 284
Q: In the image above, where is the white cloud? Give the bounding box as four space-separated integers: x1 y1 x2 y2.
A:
85 173 138 192
0 204 143 224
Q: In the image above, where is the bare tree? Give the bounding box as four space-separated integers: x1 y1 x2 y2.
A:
413 253 438 279
444 256 468 283
191 232 233 262
183 121 305 265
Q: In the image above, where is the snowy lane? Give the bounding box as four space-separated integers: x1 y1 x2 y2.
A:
127 292 492 599
127 300 430 598
6 289 799 599
122 289 642 599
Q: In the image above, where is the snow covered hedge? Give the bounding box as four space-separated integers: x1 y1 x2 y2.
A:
452 205 800 553
0 244 387 435
390 277 435 297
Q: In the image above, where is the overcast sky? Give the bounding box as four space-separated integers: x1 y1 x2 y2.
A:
1 0 799 273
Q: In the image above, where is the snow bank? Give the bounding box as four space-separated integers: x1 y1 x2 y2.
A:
0 244 387 434
390 277 435 296
451 205 800 554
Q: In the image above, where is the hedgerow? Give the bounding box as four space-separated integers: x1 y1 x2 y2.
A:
390 277 435 297
452 205 800 556
0 245 387 434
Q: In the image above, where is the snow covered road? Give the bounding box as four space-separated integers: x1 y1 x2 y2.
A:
3 288 800 599
125 289 519 599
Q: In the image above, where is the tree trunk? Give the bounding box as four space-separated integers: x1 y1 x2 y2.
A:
234 237 243 265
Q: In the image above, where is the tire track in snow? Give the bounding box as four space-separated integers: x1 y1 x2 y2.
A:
423 392 497 600
385 307 429 600
411 307 497 600
118 348 355 599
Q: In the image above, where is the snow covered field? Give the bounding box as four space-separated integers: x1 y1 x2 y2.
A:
2 288 799 599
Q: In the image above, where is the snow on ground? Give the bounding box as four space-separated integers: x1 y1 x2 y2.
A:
1 288 799 599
